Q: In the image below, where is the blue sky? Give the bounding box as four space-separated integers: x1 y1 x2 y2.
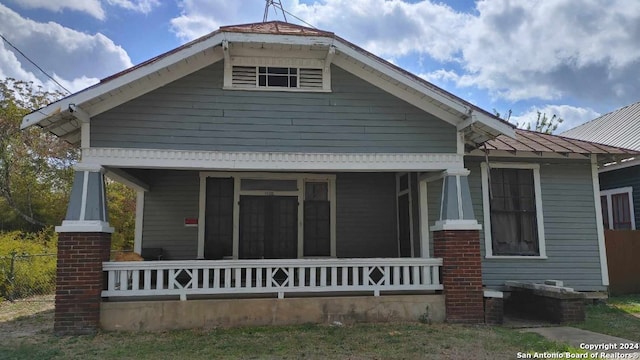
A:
1 0 639 131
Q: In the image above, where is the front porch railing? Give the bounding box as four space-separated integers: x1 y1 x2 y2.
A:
102 258 442 300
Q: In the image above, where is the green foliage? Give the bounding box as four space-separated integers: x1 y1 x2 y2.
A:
521 111 564 134
575 295 640 342
0 78 78 231
107 180 136 250
493 108 564 134
0 229 57 301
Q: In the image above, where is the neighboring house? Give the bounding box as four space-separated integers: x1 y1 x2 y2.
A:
562 102 640 231
21 22 637 334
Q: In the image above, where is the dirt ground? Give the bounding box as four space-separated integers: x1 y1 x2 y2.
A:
0 295 54 341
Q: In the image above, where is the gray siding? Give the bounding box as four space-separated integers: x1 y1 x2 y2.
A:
137 170 200 260
466 158 606 291
91 62 456 153
336 173 398 257
599 165 640 228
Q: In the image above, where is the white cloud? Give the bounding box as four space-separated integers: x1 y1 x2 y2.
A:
7 0 161 20
170 0 264 40
106 0 160 14
511 105 601 133
0 3 133 93
169 1 640 108
290 0 468 61
7 0 105 20
421 69 461 84
458 0 640 104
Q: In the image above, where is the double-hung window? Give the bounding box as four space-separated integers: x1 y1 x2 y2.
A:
600 187 636 230
481 163 546 258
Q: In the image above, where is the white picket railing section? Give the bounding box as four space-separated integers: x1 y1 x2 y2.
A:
102 258 442 300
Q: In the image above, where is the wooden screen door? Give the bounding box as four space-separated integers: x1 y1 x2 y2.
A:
239 195 298 259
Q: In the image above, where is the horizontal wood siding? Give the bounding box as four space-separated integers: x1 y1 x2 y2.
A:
91 62 456 153
466 158 606 292
599 165 640 228
134 169 200 260
336 173 398 257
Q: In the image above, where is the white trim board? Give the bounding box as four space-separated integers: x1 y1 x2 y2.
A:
480 162 547 259
134 191 145 254
599 157 639 173
81 148 464 171
591 155 610 286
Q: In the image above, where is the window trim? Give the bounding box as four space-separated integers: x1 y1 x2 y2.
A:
600 186 636 230
480 162 547 259
197 172 337 259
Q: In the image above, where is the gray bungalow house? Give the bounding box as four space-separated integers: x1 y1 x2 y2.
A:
22 22 636 334
562 101 640 231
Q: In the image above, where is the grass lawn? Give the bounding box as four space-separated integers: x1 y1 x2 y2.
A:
0 300 576 360
575 294 640 342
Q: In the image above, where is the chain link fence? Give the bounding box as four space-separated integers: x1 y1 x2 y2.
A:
0 252 56 302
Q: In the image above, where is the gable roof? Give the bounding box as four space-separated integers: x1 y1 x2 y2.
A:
561 101 640 151
21 21 514 146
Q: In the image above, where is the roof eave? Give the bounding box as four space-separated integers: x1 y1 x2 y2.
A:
22 31 228 131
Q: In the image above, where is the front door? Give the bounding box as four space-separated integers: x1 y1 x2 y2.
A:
239 195 298 259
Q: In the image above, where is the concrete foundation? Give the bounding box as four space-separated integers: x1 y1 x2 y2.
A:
101 294 445 331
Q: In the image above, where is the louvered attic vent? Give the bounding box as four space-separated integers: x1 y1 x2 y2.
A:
231 66 324 90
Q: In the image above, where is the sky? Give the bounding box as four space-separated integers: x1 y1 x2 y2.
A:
1 0 639 132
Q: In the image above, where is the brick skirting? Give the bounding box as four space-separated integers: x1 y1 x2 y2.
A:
484 297 504 325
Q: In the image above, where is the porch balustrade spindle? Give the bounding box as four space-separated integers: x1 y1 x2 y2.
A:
103 258 443 300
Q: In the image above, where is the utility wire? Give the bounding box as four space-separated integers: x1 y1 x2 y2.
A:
281 8 318 29
0 33 71 95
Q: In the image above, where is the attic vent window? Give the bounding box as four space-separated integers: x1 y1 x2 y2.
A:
258 67 296 87
227 61 329 92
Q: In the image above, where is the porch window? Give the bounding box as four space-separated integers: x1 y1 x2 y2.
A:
600 187 636 230
304 182 330 256
481 163 546 258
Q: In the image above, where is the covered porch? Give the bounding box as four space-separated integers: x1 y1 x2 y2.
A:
55 151 484 333
103 168 447 300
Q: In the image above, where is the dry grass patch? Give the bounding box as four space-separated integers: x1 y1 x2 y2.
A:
0 296 579 360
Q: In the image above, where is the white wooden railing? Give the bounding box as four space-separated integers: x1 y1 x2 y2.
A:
102 258 442 300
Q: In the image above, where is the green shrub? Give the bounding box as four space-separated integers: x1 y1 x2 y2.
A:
0 229 57 300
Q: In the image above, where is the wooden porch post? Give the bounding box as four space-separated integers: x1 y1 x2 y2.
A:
54 165 113 335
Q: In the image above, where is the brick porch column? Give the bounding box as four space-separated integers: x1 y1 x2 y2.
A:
430 169 484 324
54 165 113 335
433 230 484 323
